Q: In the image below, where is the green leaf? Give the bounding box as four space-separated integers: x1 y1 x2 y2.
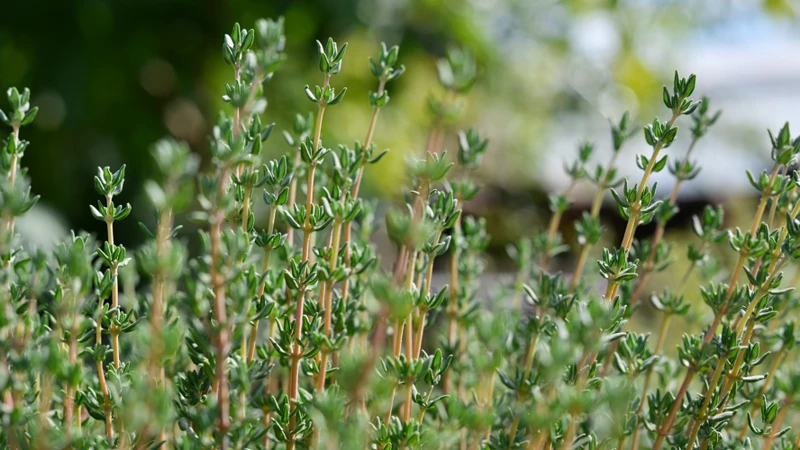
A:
685 74 697 96
652 155 668 173
222 43 235 65
243 28 255 51
368 149 389 164
369 57 381 77
20 107 37 126
328 87 347 105
662 127 678 146
497 370 516 390
304 85 318 103
90 205 105 221
276 187 289 206
609 187 628 208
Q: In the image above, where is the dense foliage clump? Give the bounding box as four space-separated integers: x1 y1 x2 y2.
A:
2 16 800 450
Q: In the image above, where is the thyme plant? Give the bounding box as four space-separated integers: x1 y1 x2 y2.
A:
4 15 800 450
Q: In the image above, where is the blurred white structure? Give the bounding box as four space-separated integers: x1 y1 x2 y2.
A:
539 4 800 204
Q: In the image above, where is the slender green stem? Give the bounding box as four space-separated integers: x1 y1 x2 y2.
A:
315 219 343 391
285 151 302 248
286 83 328 450
150 205 172 445
767 166 786 227
651 367 694 450
413 230 443 358
737 346 787 440
605 113 679 302
630 311 675 449
653 164 782 450
481 371 496 442
569 151 619 293
558 409 578 450
511 263 530 312
208 56 242 445
685 357 726 448
247 205 278 363
417 385 435 422
387 248 419 419
209 165 232 438
339 77 386 309
541 179 578 269
709 258 792 418
0 127 20 441
508 314 545 441
628 136 698 306
64 291 79 433
237 185 254 421
402 377 414 422
3 125 19 234
760 396 791 450
96 295 113 439
105 196 122 370
443 214 462 395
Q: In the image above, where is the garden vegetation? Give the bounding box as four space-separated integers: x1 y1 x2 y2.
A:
2 16 800 450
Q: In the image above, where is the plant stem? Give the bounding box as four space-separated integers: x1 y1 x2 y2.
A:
541 179 578 269
247 206 278 363
315 219 343 391
414 230 443 358
385 384 397 425
105 196 122 370
708 258 790 417
405 307 415 360
761 396 792 450
286 151 302 248
393 319 405 356
558 409 578 450
605 113 679 302
606 243 698 378
443 213 462 395
737 346 787 440
237 185 253 421
767 166 786 227
64 291 79 433
629 314 671 449
685 357 726 448
210 69 240 433
417 385 435 422
3 125 19 233
387 248 419 419
511 262 530 312
0 128 20 445
569 151 619 293
402 378 414 422
508 314 545 441
627 136 698 306
652 164 781 450
651 367 693 450
339 78 386 308
286 85 328 450
569 244 592 295
151 204 173 445
209 171 232 439
96 293 113 439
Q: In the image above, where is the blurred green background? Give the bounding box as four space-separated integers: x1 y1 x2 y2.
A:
0 0 798 263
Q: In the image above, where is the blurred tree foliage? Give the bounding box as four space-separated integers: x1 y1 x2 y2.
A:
0 0 790 247
0 0 493 243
